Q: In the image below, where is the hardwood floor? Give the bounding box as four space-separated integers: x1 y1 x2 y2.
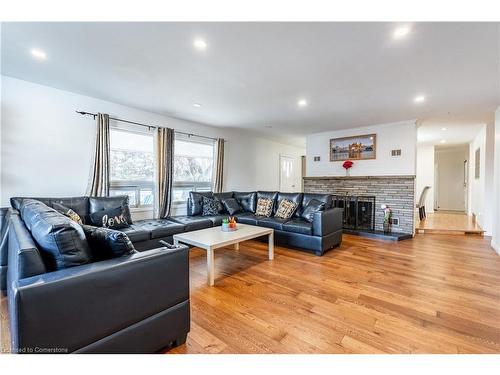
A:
1 234 499 354
417 212 484 235
168 234 500 354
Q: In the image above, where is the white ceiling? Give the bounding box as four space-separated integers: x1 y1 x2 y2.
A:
2 22 499 147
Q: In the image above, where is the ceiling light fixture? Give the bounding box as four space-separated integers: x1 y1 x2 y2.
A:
393 26 411 40
30 48 47 60
414 95 426 103
441 127 447 131
440 140 447 144
298 99 308 108
193 39 207 50
193 103 202 108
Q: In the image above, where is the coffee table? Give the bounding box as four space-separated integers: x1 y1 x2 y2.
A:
173 223 274 286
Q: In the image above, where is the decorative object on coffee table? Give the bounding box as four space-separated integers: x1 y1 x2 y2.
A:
221 217 237 232
342 160 354 176
382 204 392 234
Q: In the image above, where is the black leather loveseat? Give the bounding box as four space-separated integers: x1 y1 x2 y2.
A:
170 191 343 256
5 198 190 353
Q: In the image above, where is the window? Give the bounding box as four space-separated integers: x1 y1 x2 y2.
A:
109 127 154 208
173 135 215 204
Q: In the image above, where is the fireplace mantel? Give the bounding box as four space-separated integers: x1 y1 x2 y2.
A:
303 175 415 180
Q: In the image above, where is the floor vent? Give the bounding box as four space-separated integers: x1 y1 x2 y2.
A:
391 149 402 157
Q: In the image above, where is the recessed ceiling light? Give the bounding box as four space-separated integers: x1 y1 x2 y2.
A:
30 48 47 60
193 39 207 50
393 26 411 40
440 139 447 144
441 127 447 131
414 95 426 103
193 103 202 108
297 99 308 108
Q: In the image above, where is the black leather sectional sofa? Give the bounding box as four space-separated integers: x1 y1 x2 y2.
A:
172 191 343 256
5 196 190 353
2 191 342 353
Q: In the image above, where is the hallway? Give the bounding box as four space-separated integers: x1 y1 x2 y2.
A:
417 211 484 235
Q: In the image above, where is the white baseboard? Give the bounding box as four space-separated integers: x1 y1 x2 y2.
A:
491 239 500 255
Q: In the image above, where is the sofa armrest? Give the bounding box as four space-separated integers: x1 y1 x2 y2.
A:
10 246 189 353
312 208 343 237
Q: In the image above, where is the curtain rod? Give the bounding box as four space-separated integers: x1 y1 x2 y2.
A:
76 110 223 142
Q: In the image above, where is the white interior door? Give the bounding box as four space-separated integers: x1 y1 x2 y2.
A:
279 155 296 192
436 148 467 212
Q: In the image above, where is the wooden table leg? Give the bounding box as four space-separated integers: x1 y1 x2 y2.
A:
268 232 274 260
207 247 215 286
234 242 240 251
173 238 179 246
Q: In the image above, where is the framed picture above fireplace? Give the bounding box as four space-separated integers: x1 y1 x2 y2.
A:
330 133 377 161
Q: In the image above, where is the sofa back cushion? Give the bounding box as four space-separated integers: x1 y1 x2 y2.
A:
301 193 333 214
89 196 133 224
233 192 257 213
81 225 136 261
187 192 214 216
19 199 92 271
221 198 243 215
11 196 90 224
275 192 304 216
300 199 326 223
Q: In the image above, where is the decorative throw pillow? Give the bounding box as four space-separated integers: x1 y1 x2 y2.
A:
255 198 273 217
82 225 136 261
202 196 220 216
89 206 130 229
300 199 326 223
52 202 83 224
221 198 243 215
274 199 298 219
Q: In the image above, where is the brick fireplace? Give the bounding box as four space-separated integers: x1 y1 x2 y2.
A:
303 175 415 234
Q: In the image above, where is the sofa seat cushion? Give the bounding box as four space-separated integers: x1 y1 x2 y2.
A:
134 219 186 239
170 216 213 231
116 224 150 242
256 217 289 231
282 218 313 236
201 215 228 226
234 212 259 225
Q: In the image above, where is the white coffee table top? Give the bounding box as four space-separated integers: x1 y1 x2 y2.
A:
173 223 272 249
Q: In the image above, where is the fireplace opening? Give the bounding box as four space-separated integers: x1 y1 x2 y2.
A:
332 195 376 232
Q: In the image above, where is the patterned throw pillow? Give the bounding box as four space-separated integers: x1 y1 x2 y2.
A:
255 198 273 217
52 202 83 225
89 206 130 229
274 199 298 219
202 196 220 216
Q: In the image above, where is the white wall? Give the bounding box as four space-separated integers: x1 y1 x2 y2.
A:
306 120 417 177
468 125 493 235
416 144 434 212
491 107 500 254
434 145 468 212
0 76 305 217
